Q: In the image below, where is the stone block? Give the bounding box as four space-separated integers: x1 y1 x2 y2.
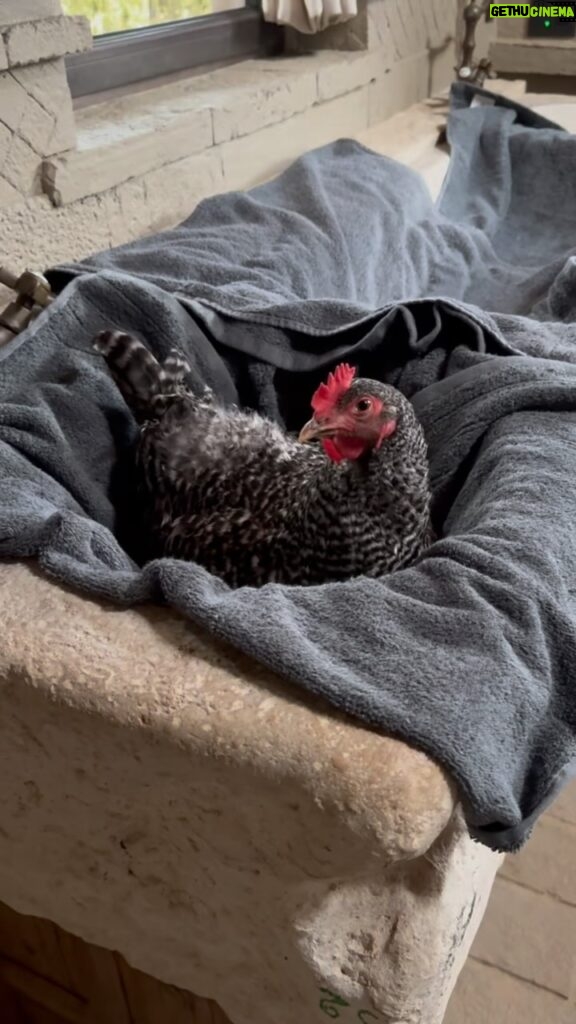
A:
220 89 371 192
5 15 91 68
107 57 322 147
209 67 318 144
0 0 62 27
0 65 75 162
0 37 8 72
0 70 58 154
0 562 501 1024
12 59 76 155
494 18 524 40
430 39 457 97
422 0 459 51
491 39 576 78
472 876 576 998
109 148 225 243
317 49 389 103
0 121 12 164
17 87 57 154
105 178 152 249
44 104 213 206
387 0 425 60
368 0 455 59
368 51 429 126
496 17 529 40
445 958 573 1024
0 192 114 272
501 815 576 907
1 130 41 196
0 71 29 135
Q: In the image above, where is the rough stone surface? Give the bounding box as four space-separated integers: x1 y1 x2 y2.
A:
210 65 318 144
0 0 62 26
220 88 371 191
109 149 225 243
42 55 345 205
317 48 388 102
0 563 500 1024
12 58 76 155
491 39 576 78
33 4 457 209
44 101 214 205
0 94 451 276
0 59 75 198
105 176 156 250
5 14 91 68
0 173 20 207
1 129 41 195
0 37 7 72
368 0 454 57
445 959 573 1024
159 56 329 144
0 62 75 153
0 70 56 151
0 94 43 201
495 14 526 41
472 877 576 999
368 51 430 126
0 192 122 270
5 90 573 288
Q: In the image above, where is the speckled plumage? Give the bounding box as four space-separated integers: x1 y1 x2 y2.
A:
94 331 432 588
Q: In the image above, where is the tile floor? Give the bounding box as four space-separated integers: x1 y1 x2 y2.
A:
445 781 576 1023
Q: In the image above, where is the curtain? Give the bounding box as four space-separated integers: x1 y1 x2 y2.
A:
261 0 357 34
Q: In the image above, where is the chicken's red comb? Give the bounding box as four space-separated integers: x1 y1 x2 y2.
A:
311 363 357 415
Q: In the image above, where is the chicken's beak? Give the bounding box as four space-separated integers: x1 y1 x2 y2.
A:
298 417 325 444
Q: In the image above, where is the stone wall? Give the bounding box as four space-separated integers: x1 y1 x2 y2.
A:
490 11 576 78
0 1 90 206
0 0 463 280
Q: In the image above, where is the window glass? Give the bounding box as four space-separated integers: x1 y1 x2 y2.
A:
61 0 244 36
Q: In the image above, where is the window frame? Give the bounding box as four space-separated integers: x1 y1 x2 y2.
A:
65 4 283 99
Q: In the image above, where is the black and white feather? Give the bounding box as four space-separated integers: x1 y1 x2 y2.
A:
94 330 432 587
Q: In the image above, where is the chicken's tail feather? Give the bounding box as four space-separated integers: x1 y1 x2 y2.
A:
93 330 192 420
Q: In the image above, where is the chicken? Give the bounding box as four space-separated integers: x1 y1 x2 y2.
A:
94 330 432 587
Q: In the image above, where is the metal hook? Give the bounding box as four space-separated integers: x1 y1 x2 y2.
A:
0 265 54 346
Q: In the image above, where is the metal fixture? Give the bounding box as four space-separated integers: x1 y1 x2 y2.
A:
457 0 495 86
0 266 53 346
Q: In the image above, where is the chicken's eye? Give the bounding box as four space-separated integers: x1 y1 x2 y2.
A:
355 398 372 413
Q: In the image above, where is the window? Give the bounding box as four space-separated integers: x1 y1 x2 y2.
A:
62 0 243 36
63 0 283 99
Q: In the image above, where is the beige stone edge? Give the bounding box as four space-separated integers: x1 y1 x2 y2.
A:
0 561 501 1024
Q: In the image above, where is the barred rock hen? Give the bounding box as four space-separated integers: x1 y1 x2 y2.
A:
94 330 432 587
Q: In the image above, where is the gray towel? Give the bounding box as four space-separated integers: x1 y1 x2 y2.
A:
2 83 576 850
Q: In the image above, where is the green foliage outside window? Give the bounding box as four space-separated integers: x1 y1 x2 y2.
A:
61 0 212 35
